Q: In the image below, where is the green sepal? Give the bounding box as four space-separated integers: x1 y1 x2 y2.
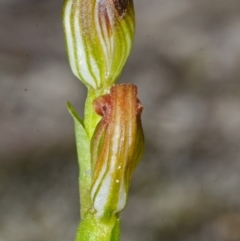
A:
67 102 92 218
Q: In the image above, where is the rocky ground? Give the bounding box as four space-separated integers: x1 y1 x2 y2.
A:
1 0 240 241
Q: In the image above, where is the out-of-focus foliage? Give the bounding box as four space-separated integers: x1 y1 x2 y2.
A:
1 1 240 241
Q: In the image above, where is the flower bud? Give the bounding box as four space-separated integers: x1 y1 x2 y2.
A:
63 0 135 89
90 84 144 219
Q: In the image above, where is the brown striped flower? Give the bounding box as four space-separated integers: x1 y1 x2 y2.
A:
63 0 135 89
90 84 144 219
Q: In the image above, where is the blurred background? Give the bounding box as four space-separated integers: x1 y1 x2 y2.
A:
1 0 240 240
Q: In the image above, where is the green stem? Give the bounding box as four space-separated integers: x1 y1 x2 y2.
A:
71 87 109 218
74 86 121 241
84 87 110 140
75 212 120 241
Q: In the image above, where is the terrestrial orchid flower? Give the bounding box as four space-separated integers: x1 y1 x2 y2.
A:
63 1 144 241
63 0 135 89
91 84 144 219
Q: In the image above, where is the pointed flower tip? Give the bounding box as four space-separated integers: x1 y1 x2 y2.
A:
63 0 135 89
90 84 144 219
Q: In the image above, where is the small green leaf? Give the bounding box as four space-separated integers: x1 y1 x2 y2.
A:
67 102 92 217
67 101 85 126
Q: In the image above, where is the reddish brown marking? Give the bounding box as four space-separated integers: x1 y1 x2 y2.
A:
93 94 112 117
98 0 112 35
137 99 143 114
112 0 129 16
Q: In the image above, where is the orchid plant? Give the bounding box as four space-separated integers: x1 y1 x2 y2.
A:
62 1 144 240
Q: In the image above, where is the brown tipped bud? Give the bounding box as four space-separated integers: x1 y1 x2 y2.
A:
90 84 144 219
